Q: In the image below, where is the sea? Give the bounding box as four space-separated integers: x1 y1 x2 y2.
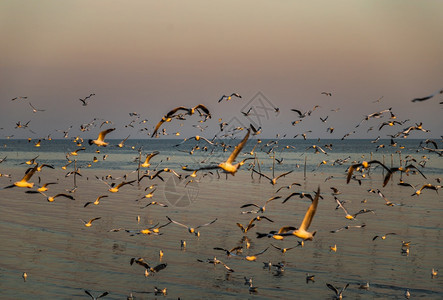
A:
0 138 442 299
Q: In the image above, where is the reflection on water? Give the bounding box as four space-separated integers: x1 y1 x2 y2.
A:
0 140 442 299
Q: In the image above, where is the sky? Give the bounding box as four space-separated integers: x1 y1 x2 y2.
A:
1 0 442 140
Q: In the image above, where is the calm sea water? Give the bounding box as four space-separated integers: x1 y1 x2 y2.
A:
0 138 442 299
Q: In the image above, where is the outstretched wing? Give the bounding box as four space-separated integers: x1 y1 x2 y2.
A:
299 186 320 231
98 128 115 141
226 129 250 164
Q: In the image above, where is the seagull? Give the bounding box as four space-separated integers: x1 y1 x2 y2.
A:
289 187 320 240
411 88 443 102
382 164 427 187
80 217 101 227
197 256 234 272
375 189 402 206
11 96 28 101
29 102 45 113
20 155 39 165
373 233 397 240
4 165 39 188
240 196 281 214
130 257 167 276
36 182 58 192
140 151 160 168
166 216 217 236
270 243 299 253
409 183 440 196
95 176 136 193
140 199 169 209
84 195 109 207
117 135 130 148
237 247 269 261
321 92 332 96
252 170 293 185
154 287 167 295
256 226 297 240
346 160 391 184
237 216 274 233
218 93 242 102
25 191 75 202
79 93 95 106
84 290 109 299
189 129 252 175
327 283 349 299
213 246 243 257
330 224 366 233
88 128 115 147
306 274 315 283
151 104 211 137
334 197 374 220
275 182 301 193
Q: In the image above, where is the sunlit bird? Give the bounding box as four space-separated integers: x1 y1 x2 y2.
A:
80 217 101 227
84 195 109 207
166 216 217 236
88 128 115 147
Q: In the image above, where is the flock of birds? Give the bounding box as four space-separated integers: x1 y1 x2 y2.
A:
1 89 442 299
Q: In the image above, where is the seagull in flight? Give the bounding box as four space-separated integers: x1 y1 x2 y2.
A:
218 93 242 102
88 128 115 147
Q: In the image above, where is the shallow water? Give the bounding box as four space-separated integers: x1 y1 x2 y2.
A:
0 139 442 299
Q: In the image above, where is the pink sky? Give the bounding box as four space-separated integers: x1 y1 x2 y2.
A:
1 1 442 139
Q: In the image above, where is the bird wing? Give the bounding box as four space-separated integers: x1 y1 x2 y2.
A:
196 218 217 229
275 170 293 181
259 216 274 222
152 263 167 272
84 290 94 299
116 180 136 189
291 109 303 117
151 118 166 137
346 164 358 184
193 104 211 116
254 247 269 256
299 186 320 231
226 129 250 164
382 171 394 187
335 197 349 215
97 292 109 298
240 203 260 209
166 216 189 229
270 243 282 251
54 193 75 200
282 192 301 204
265 196 282 205
22 165 38 182
252 169 272 181
236 223 246 231
340 283 350 294
89 217 101 223
368 160 391 173
405 164 427 179
97 128 115 141
326 283 339 295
